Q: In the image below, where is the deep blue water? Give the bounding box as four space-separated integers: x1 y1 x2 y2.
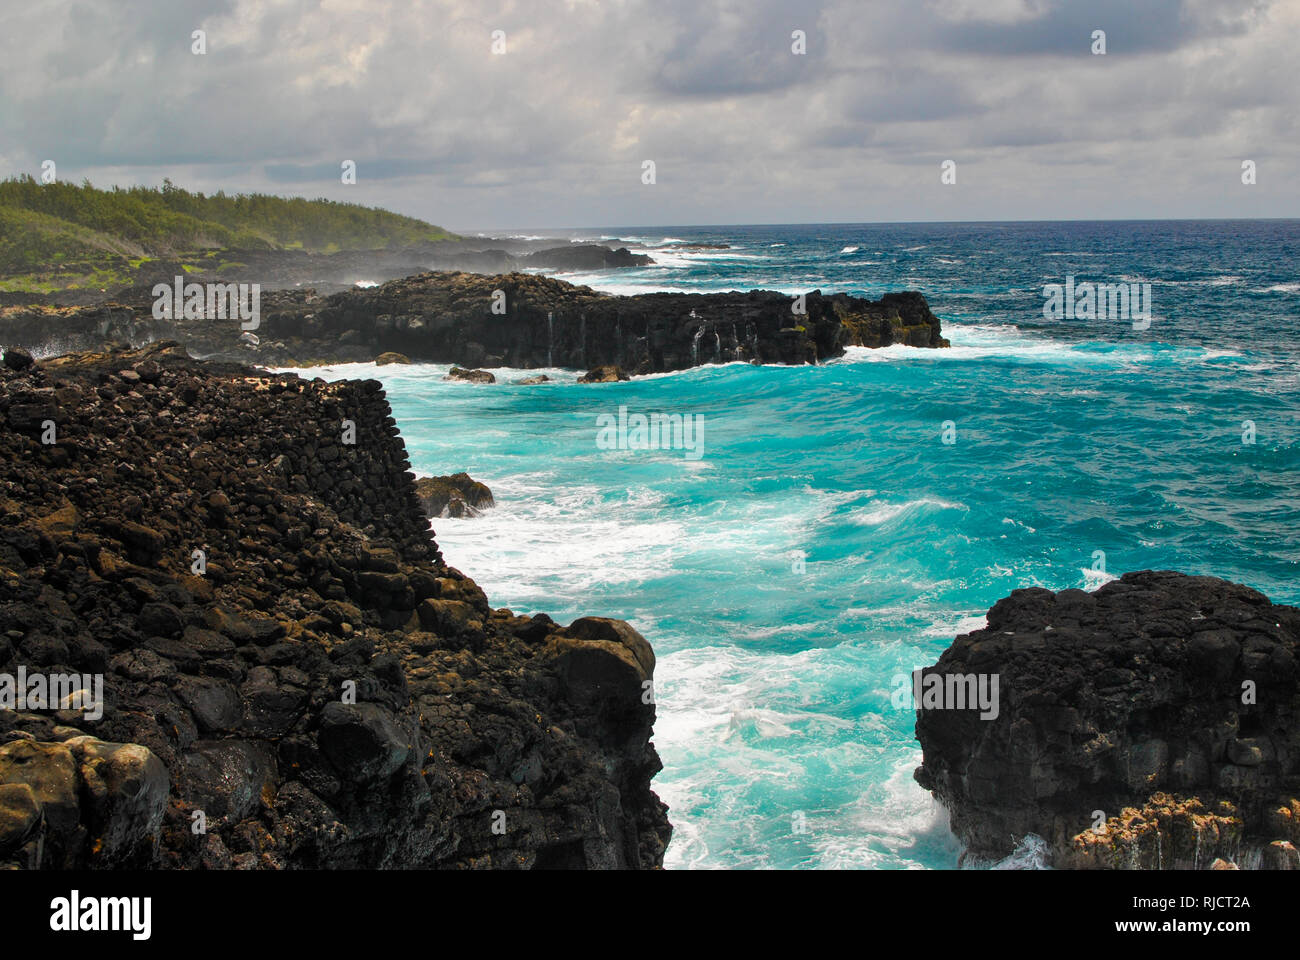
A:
305 220 1300 869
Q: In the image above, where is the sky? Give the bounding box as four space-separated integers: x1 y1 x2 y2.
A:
1 0 1296 231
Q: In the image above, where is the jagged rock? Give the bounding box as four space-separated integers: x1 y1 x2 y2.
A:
0 341 669 869
445 366 495 384
1063 794 1243 869
577 365 630 384
414 473 494 518
133 359 161 383
524 245 653 270
0 272 946 371
915 571 1300 868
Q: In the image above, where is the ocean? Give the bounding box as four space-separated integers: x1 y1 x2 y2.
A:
298 220 1300 869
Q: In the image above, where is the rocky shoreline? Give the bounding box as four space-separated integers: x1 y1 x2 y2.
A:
915 571 1300 869
4 337 1288 871
0 270 947 372
0 342 669 869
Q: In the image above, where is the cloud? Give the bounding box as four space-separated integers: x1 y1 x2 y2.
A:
0 0 1294 227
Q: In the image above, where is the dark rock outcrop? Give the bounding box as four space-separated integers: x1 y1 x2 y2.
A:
0 736 169 869
2 348 33 372
524 245 653 271
915 571 1300 869
444 366 495 384
0 342 669 869
577 365 630 384
1 272 947 372
414 474 495 519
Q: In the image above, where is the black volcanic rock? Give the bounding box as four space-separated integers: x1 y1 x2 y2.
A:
414 473 495 519
444 366 495 384
2 347 33 371
577 365 630 384
914 571 1300 869
525 245 653 270
0 341 669 869
0 271 947 371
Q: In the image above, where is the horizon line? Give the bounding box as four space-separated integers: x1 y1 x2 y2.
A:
455 215 1300 234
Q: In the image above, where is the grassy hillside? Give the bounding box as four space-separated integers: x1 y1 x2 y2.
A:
0 176 458 294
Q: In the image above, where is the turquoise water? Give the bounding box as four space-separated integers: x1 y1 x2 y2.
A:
300 221 1300 869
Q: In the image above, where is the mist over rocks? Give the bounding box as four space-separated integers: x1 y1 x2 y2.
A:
0 271 947 372
0 341 669 869
915 571 1300 869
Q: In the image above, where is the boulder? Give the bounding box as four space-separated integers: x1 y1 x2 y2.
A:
2 347 34 371
577 365 630 384
317 702 411 783
445 366 495 384
915 571 1300 868
0 736 167 868
414 472 494 518
546 617 654 707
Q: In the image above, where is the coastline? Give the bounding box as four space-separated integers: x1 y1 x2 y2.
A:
0 269 948 372
0 222 1294 868
0 341 670 868
3 333 1297 869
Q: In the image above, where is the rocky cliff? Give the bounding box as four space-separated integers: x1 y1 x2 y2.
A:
1 271 947 371
0 342 669 869
915 571 1300 869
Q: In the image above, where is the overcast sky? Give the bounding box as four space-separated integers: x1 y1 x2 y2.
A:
1 0 1296 231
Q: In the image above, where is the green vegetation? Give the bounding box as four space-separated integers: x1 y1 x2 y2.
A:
0 176 458 294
